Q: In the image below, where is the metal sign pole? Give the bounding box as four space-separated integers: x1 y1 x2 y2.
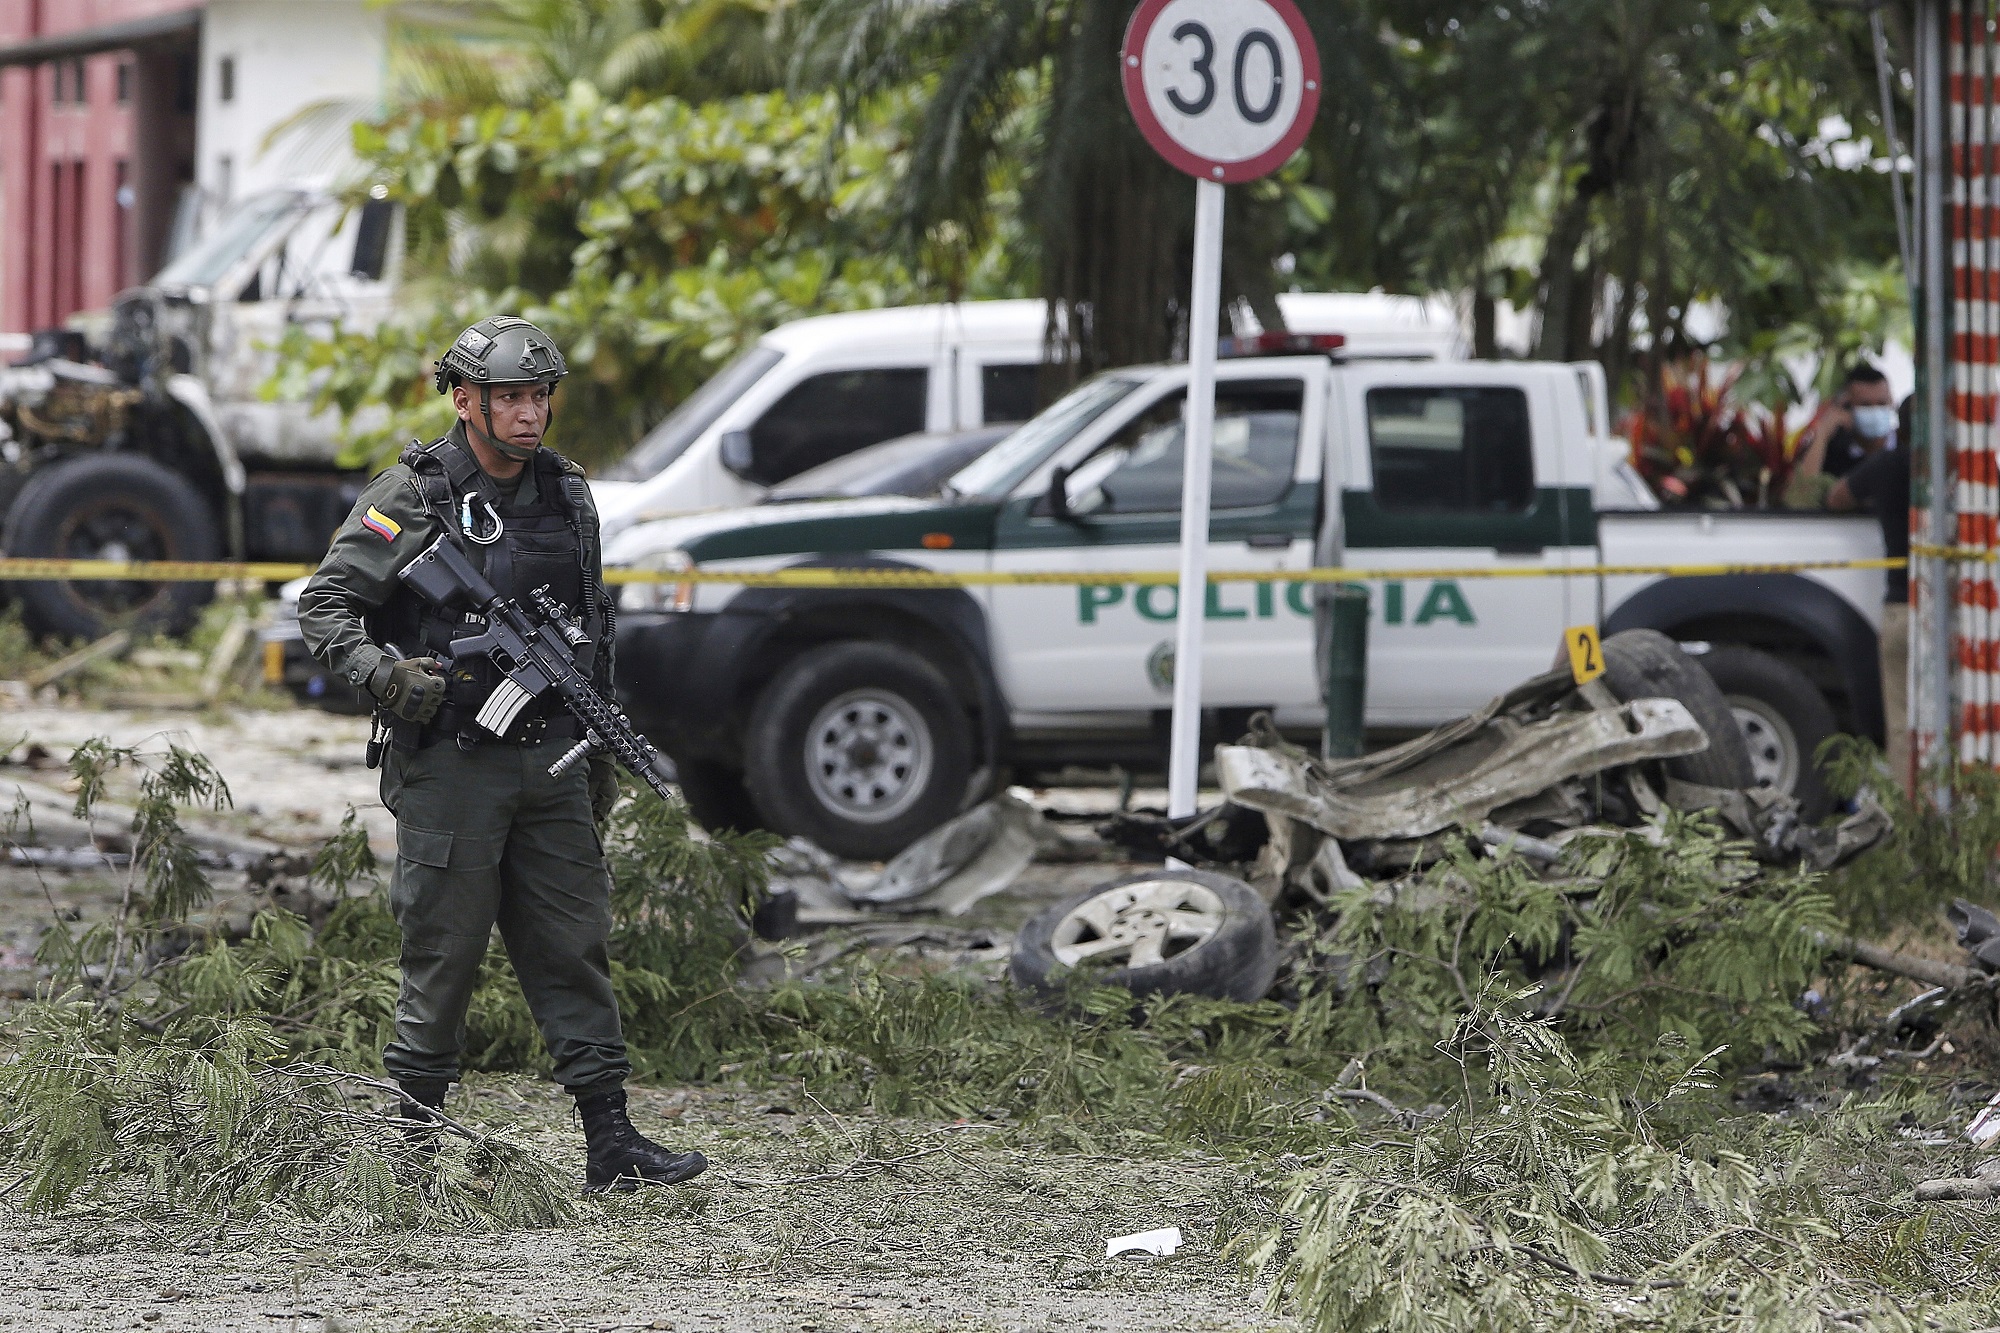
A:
1122 0 1320 824
1916 0 1954 777
1166 178 1227 821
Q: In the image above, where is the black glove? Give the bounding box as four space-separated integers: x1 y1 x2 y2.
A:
589 754 621 824
367 656 445 724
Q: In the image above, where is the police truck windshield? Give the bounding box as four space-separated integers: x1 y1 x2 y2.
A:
944 375 1141 499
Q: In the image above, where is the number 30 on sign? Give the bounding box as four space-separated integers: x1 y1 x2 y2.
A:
1121 0 1322 185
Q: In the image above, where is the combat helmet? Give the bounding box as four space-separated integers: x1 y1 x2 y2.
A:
434 316 568 455
433 316 567 394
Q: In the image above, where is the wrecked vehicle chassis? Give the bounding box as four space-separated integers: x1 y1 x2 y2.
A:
1010 630 1885 1002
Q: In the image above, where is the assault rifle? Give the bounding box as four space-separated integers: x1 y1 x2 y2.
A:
396 533 674 798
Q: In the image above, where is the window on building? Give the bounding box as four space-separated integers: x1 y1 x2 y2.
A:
218 55 235 104
116 61 132 105
52 57 89 105
1365 386 1535 513
174 51 197 113
217 154 233 205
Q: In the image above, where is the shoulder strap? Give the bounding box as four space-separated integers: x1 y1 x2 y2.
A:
538 447 606 666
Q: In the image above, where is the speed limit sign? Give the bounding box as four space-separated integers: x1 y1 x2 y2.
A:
1122 0 1322 835
1121 0 1322 184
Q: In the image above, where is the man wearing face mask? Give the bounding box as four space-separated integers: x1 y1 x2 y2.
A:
1787 363 1898 507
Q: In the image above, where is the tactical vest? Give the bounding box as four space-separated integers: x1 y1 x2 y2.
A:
368 433 610 750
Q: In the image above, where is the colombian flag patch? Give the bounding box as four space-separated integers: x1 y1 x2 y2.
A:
360 506 401 542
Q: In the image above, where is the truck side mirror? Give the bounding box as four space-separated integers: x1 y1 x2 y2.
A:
719 429 755 479
1044 464 1075 521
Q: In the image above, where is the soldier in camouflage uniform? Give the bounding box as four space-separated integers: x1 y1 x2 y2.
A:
299 317 707 1191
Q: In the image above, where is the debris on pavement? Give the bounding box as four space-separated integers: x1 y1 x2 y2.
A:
1106 1226 1183 1259
854 794 1062 915
766 837 867 921
1017 645 1899 1007
1096 802 1270 864
1966 1091 2000 1146
1214 671 1707 844
1947 898 2000 972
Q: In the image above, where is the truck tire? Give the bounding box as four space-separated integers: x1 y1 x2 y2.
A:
743 641 972 860
2 453 221 641
1600 628 1755 791
1692 644 1837 822
1010 870 1278 1003
675 758 767 835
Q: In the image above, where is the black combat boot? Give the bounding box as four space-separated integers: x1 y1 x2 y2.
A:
396 1077 450 1142
576 1087 709 1192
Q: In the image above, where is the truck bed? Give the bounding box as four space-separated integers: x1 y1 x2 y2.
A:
1597 508 1886 631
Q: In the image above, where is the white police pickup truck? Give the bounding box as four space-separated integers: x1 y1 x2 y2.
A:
609 339 1889 858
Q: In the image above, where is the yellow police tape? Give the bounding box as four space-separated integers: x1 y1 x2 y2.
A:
0 552 1939 588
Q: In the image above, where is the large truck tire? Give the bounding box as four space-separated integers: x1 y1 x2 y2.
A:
743 641 973 860
1011 870 1279 1003
1 453 221 641
1600 628 1755 791
1693 644 1838 822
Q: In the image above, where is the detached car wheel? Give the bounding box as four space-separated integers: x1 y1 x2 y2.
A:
1 453 220 640
1600 629 1755 791
1011 870 1278 1003
744 641 972 860
1693 644 1838 821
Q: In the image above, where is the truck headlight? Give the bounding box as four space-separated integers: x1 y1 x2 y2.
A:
618 550 696 613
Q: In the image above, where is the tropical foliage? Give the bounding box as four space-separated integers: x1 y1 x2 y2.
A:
274 0 1907 472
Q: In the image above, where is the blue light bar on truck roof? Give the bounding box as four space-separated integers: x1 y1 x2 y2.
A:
1217 332 1347 358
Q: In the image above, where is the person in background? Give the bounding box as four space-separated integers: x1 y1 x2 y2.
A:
1787 362 1898 508
1827 395 1912 796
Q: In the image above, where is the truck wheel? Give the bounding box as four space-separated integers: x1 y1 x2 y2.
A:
1010 870 1278 1003
1600 629 1755 790
1 453 220 641
675 758 767 835
744 641 972 860
1693 644 1837 821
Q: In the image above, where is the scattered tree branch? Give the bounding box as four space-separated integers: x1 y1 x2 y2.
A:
1817 932 1989 991
1325 1087 1419 1128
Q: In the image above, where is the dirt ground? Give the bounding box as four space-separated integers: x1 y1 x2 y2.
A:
0 697 1289 1333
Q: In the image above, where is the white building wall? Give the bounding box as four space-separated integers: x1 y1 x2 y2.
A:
196 0 387 206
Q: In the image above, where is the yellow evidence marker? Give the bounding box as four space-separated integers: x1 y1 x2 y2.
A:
1564 625 1606 684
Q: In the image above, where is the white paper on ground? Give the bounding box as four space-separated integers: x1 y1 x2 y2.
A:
1106 1226 1183 1259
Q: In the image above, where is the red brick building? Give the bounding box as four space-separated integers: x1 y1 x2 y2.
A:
0 0 201 342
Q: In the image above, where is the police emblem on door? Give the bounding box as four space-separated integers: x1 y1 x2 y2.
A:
1146 641 1176 693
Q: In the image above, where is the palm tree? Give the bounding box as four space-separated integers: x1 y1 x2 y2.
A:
788 0 1401 385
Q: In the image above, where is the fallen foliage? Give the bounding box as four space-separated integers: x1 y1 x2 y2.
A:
1255 989 2000 1333
4 733 2000 1329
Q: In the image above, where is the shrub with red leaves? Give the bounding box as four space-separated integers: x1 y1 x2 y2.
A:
1620 356 1795 508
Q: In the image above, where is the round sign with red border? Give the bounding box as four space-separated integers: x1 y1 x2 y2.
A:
1121 0 1321 184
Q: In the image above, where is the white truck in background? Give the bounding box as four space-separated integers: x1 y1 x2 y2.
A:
608 343 1886 858
589 292 1466 535
0 187 401 641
